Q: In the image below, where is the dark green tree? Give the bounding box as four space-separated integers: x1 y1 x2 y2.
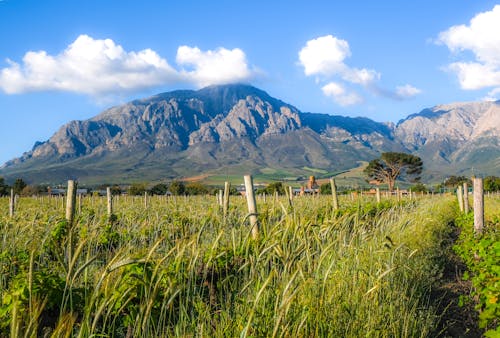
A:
13 178 27 195
442 176 471 188
185 182 209 195
257 182 285 195
364 152 423 192
110 185 122 196
484 176 500 192
150 183 168 195
320 183 331 195
409 183 428 193
128 183 147 196
0 177 9 196
168 180 186 195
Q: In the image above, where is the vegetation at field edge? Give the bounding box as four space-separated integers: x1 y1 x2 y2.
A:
0 194 475 337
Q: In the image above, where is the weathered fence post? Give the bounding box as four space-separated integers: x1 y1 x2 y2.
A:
218 189 223 207
457 185 464 212
66 180 77 225
376 187 381 204
396 187 401 202
78 193 82 214
9 188 15 217
144 191 148 209
244 175 259 239
330 178 339 210
473 178 484 235
288 186 293 207
107 187 113 217
463 182 469 214
223 182 230 219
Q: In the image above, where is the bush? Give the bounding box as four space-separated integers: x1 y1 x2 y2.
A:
185 182 209 195
169 180 186 195
128 183 147 196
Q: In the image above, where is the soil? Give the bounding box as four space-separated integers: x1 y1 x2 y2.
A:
431 228 483 338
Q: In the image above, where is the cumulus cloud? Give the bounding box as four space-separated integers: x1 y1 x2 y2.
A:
0 35 258 97
176 46 255 87
437 5 500 95
321 82 363 106
298 35 379 85
299 34 419 105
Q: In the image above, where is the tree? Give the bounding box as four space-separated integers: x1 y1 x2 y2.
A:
185 182 209 195
110 185 122 196
256 182 285 195
484 176 500 192
128 183 147 196
150 183 168 195
168 180 186 195
441 176 471 188
320 183 331 195
409 183 428 193
364 152 423 192
0 177 9 196
13 178 27 195
21 185 43 196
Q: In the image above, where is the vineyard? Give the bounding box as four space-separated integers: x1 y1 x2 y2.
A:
0 188 499 337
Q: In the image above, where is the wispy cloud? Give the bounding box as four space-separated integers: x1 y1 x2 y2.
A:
437 5 500 99
0 34 259 98
321 82 363 106
298 34 420 106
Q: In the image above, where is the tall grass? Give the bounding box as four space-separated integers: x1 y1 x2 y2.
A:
0 193 458 337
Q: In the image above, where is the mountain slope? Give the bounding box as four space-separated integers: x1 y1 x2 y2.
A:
1 84 400 184
395 101 500 177
1 84 498 184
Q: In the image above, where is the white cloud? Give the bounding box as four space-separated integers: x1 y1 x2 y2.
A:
298 35 351 76
395 84 421 98
322 82 363 106
437 5 500 90
0 35 258 97
0 35 179 95
299 35 418 106
176 46 254 87
298 35 379 84
482 87 500 101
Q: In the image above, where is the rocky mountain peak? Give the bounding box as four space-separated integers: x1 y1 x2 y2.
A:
1 84 498 183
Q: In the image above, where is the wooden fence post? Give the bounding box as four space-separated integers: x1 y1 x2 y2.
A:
244 175 259 239
288 186 293 207
463 182 469 214
376 187 381 204
9 188 15 217
457 185 464 212
66 180 77 225
330 178 339 210
223 182 230 219
78 193 82 214
473 178 484 235
144 191 148 209
107 187 113 217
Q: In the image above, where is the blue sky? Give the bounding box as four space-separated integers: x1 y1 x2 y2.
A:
1 0 500 165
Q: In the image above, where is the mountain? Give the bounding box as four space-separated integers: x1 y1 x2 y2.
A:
395 101 500 178
1 84 498 184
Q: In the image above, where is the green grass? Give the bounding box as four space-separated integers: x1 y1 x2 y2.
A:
0 193 462 337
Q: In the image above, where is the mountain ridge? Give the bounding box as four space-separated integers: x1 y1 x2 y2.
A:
1 84 498 184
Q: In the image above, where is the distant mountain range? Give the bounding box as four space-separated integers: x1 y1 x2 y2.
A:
1 84 499 184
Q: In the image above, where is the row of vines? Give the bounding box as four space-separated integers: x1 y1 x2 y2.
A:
0 193 497 337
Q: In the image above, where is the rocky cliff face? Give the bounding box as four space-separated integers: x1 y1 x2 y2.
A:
395 101 500 174
1 84 498 183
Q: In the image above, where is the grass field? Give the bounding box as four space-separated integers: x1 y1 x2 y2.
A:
0 191 498 337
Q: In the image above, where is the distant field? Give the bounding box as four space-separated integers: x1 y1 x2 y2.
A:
183 162 378 190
